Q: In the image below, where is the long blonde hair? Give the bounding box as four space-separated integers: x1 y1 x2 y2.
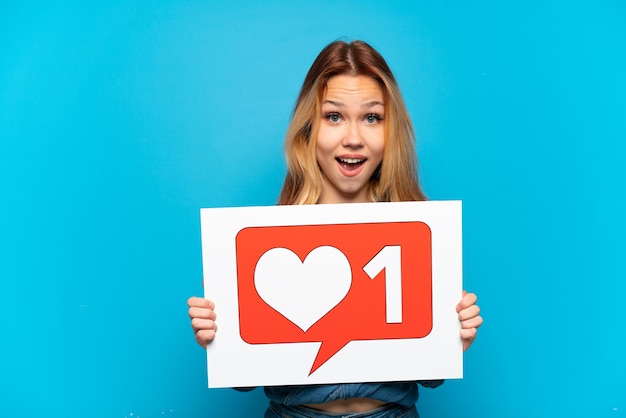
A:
278 40 426 205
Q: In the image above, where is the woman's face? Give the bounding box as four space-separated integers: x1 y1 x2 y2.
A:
316 75 385 204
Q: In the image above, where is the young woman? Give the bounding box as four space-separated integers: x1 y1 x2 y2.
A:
188 40 483 418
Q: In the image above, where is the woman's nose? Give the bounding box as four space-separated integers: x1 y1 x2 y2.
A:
342 122 365 147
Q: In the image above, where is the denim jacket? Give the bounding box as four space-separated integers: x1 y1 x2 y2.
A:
238 381 444 407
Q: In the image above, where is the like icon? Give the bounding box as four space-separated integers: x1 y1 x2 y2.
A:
236 221 433 374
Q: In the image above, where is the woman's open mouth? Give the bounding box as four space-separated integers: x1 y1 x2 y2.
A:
336 157 366 176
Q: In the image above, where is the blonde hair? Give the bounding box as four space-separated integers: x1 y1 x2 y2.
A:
278 40 426 205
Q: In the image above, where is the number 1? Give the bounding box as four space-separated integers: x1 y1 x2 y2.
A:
363 245 402 323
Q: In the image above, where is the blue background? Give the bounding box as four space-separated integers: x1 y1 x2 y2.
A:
1 1 624 417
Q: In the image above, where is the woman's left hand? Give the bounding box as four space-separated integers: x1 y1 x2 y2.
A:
456 290 483 352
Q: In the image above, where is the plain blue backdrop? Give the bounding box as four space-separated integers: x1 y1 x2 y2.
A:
1 1 624 417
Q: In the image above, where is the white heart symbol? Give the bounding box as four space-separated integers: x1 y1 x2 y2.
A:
254 246 352 332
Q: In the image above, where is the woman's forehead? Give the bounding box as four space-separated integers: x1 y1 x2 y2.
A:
323 75 384 104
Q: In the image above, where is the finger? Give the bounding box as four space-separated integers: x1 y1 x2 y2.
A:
460 327 477 340
195 329 217 348
456 291 477 312
461 327 477 352
460 315 483 330
187 296 214 309
458 304 480 321
191 317 217 333
188 306 217 320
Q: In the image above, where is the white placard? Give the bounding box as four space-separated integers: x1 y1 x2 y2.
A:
200 200 463 388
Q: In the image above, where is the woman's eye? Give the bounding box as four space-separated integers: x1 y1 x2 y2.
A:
325 112 342 123
365 114 382 124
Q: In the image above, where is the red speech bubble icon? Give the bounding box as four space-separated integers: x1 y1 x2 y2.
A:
236 222 432 375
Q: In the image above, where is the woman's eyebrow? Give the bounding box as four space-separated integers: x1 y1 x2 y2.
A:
321 99 344 107
321 100 384 108
362 100 384 108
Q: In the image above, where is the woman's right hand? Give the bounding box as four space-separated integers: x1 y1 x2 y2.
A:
187 296 217 348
